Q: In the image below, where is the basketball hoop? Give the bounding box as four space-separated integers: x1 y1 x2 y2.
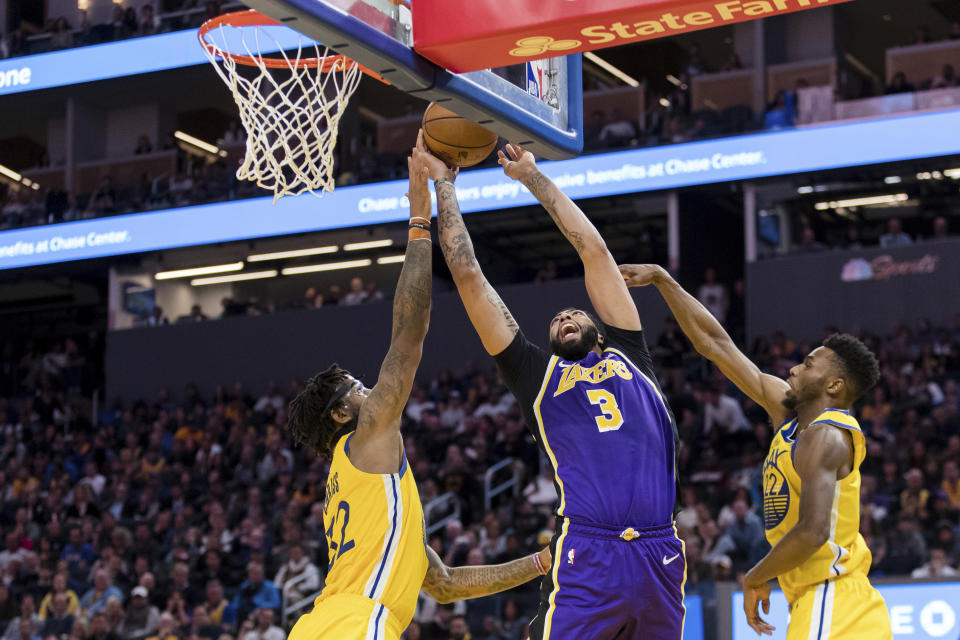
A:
199 10 388 200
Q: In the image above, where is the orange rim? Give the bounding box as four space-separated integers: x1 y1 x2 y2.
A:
198 10 389 84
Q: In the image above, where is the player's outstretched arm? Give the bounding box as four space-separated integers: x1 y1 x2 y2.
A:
421 545 551 604
418 140 520 355
354 138 432 457
620 263 790 425
741 424 853 635
499 144 641 331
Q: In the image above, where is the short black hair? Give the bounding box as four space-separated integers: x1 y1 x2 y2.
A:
822 333 880 401
287 363 351 458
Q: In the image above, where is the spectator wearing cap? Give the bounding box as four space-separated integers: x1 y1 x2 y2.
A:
273 543 320 607
3 596 40 640
80 570 123 617
120 587 159 640
239 609 283 640
38 574 79 620
39 593 75 639
230 562 280 623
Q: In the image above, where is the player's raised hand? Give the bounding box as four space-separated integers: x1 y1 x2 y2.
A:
413 129 458 183
497 143 537 181
618 263 667 288
743 580 775 636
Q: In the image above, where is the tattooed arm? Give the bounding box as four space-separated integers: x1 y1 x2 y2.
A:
417 139 520 355
352 141 432 473
498 144 641 331
421 545 550 604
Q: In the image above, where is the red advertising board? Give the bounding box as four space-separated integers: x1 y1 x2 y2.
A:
413 0 851 73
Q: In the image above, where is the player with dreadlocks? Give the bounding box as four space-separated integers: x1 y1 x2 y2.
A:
286 133 551 640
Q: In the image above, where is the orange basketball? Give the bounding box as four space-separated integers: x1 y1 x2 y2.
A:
421 103 499 168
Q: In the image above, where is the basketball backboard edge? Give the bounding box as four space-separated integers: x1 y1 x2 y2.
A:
242 0 583 160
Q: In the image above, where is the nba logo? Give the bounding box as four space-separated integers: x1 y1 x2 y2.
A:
526 60 544 100
567 549 575 565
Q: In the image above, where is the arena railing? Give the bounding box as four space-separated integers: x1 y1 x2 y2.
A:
424 492 461 537
483 457 520 512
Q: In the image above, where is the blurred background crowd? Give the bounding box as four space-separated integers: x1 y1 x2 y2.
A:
1 298 959 640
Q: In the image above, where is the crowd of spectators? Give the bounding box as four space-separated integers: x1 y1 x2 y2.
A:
3 288 960 639
143 277 386 327
790 215 956 256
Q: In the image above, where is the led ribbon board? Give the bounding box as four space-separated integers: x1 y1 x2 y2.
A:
0 28 305 96
413 0 853 73
2 108 960 271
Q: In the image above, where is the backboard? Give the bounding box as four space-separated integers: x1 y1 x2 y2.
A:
240 0 583 159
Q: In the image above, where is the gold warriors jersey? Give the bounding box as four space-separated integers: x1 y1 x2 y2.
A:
762 409 873 603
316 432 428 633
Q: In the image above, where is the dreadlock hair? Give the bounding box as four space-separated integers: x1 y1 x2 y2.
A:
287 363 352 458
822 333 880 402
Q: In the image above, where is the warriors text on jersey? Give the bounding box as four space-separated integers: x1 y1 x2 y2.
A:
763 408 891 639
289 433 427 640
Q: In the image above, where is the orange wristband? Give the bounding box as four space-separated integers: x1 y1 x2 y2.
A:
408 227 431 241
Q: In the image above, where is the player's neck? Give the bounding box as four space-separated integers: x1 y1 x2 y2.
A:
794 398 836 432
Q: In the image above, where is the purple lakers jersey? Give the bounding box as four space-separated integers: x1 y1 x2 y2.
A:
496 325 678 528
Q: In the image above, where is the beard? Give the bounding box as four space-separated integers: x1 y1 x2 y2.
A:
781 392 798 412
550 323 600 361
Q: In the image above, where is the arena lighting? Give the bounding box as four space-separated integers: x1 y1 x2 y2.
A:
190 270 278 286
376 255 406 264
173 131 228 158
247 246 338 261
797 186 814 194
281 259 372 275
154 262 244 280
658 98 671 108
943 168 960 179
884 176 902 184
583 52 639 88
814 193 908 211
343 239 394 251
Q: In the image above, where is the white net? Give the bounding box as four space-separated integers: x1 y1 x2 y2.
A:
201 23 363 200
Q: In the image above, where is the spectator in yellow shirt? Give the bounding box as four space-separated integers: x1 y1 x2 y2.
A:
942 460 960 510
37 573 80 620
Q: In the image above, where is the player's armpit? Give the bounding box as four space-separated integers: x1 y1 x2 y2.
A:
421 544 548 604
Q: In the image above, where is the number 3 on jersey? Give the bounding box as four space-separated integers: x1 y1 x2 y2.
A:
325 500 356 571
586 389 624 432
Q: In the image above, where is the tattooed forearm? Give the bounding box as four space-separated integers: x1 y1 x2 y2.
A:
391 238 432 343
435 182 479 270
482 280 518 334
422 548 540 604
522 170 587 253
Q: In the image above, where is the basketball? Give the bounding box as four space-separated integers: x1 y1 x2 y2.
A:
421 103 499 168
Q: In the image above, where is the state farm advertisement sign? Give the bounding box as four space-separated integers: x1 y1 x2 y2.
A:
413 0 852 73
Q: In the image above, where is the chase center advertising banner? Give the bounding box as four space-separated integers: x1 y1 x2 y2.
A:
2 108 960 270
732 582 960 640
